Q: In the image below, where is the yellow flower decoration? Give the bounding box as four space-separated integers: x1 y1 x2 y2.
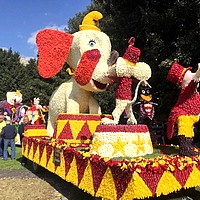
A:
79 11 103 31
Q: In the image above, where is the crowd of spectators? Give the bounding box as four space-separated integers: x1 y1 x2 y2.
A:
0 115 30 163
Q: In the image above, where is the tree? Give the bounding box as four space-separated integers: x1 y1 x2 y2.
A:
0 48 25 100
67 0 200 119
0 48 70 106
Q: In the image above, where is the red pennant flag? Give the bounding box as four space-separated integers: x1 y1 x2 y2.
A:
59 121 73 139
110 165 133 199
22 137 28 153
27 139 32 156
32 140 39 159
172 167 193 187
76 121 92 140
75 153 89 185
63 149 75 176
39 143 45 162
46 144 53 167
139 170 163 196
91 158 108 194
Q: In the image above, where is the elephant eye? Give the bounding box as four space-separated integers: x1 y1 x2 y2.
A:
89 40 96 47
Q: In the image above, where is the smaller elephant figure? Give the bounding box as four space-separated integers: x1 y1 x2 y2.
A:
167 62 200 156
101 37 152 125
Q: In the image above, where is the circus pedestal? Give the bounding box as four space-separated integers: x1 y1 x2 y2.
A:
90 124 153 158
52 113 112 144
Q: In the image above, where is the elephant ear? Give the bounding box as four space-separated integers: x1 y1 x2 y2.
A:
36 29 74 78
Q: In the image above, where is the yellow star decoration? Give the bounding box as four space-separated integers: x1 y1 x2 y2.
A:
111 135 129 157
148 138 153 148
90 135 105 152
134 135 146 155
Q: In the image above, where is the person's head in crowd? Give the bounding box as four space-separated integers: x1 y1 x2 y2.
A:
23 116 29 124
0 115 4 123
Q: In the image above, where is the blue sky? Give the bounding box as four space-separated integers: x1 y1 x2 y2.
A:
0 0 91 59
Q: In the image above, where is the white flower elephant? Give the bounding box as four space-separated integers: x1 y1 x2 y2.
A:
36 11 112 136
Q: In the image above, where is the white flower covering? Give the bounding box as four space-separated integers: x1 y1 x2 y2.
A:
124 142 138 157
112 151 124 158
95 132 119 142
115 57 152 81
144 143 153 154
90 130 153 158
98 144 114 157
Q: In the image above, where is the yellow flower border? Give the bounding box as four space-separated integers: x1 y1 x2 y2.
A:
22 137 200 200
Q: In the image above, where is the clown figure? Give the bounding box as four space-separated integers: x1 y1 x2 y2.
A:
167 62 200 156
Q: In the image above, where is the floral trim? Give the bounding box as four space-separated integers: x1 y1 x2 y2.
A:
24 125 46 130
57 113 112 121
22 137 200 200
96 124 148 133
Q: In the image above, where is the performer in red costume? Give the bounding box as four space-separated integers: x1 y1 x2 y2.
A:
167 62 200 156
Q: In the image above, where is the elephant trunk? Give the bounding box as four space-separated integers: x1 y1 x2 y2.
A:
74 49 101 86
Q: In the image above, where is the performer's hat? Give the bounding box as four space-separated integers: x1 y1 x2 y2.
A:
167 62 192 85
79 11 103 31
123 37 141 63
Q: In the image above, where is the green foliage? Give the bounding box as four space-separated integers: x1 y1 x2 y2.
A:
1 1 200 120
67 0 200 120
0 48 69 106
0 146 24 170
93 84 116 114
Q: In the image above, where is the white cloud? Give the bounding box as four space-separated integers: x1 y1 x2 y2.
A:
27 24 67 57
17 34 23 39
0 47 9 51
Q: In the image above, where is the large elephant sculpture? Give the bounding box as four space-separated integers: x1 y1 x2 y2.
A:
36 11 112 136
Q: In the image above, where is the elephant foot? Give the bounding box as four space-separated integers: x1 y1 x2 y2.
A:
101 117 117 125
127 118 137 125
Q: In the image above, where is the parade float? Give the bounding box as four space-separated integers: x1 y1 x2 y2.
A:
22 11 200 200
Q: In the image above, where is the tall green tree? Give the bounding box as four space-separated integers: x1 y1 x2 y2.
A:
67 0 200 119
0 48 69 106
0 48 25 100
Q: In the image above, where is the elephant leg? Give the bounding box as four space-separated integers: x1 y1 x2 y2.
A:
89 96 101 114
177 115 199 156
46 109 57 137
125 104 137 124
101 99 128 125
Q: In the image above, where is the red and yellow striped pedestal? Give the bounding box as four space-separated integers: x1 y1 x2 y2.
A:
24 125 48 137
52 114 112 144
